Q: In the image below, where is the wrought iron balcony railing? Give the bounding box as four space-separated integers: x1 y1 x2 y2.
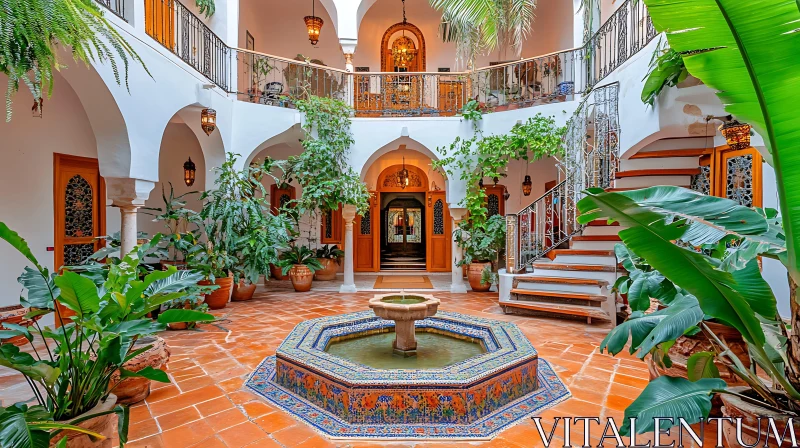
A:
144 0 231 91
95 0 127 21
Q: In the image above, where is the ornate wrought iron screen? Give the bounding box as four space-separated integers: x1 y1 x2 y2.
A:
507 83 620 271
95 0 127 20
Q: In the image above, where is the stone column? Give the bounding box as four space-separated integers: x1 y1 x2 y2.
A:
450 208 468 293
106 178 155 257
340 204 358 293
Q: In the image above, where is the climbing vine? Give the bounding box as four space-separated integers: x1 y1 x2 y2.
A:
432 105 566 226
289 95 370 215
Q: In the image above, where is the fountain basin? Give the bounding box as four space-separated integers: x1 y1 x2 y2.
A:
368 293 440 356
270 311 539 425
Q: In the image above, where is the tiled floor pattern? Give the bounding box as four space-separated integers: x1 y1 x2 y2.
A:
0 289 720 447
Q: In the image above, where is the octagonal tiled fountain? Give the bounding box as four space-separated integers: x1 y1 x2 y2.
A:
245 294 571 440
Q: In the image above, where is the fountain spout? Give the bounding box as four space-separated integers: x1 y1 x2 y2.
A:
368 293 440 357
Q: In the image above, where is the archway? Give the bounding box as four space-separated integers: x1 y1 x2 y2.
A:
381 22 426 72
356 146 450 272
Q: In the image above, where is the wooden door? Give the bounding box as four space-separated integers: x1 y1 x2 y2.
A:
425 191 451 272
270 185 295 215
483 185 506 218
715 146 762 208
145 0 175 48
320 205 343 245
54 154 106 270
355 192 378 272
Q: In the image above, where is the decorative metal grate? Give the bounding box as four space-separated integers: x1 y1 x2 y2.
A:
94 0 127 21
508 83 620 271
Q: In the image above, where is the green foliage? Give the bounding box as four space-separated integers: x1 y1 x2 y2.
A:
613 244 677 312
641 40 688 106
0 403 108 448
0 0 148 121
433 113 565 227
196 153 293 283
289 95 370 215
453 214 506 266
315 244 344 264
429 0 536 68
195 0 215 17
278 245 324 275
0 223 215 446
578 185 800 432
479 264 498 286
141 183 203 262
641 0 800 283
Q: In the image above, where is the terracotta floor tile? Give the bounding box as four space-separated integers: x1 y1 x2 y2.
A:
605 394 636 412
254 411 298 433
148 385 224 416
160 420 216 448
241 401 276 419
129 404 152 422
295 434 337 448
125 435 164 448
196 396 236 417
614 373 650 389
156 406 202 431
128 418 160 441
242 438 284 448
188 436 228 448
226 390 260 405
216 421 269 448
271 424 318 446
204 408 249 432
146 385 181 403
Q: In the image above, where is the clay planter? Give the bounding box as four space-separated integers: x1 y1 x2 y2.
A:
270 263 290 281
720 387 799 447
199 276 233 310
168 321 188 331
111 337 170 404
232 281 257 301
159 260 188 271
467 262 493 292
50 394 118 448
0 305 43 346
289 264 313 292
313 258 337 281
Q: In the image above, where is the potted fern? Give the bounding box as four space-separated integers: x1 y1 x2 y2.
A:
313 244 343 281
453 215 506 292
277 245 323 292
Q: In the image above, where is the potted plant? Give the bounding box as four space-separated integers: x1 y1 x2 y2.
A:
278 245 323 292
314 244 344 281
454 214 506 292
0 223 214 447
142 183 202 270
162 294 210 330
577 186 796 443
189 242 235 310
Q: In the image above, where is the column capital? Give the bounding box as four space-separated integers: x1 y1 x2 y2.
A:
106 177 155 208
449 207 468 222
341 204 358 222
340 38 357 56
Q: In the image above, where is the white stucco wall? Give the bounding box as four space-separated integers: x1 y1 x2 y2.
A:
0 73 120 309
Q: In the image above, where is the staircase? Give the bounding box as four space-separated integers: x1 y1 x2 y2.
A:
500 85 707 324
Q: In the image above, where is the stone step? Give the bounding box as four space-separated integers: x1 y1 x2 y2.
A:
550 249 617 266
619 157 701 172
499 299 611 323
531 262 620 282
511 288 608 302
614 175 695 189
629 148 711 159
513 275 608 295
615 168 702 178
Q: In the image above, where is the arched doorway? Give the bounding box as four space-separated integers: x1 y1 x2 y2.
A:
354 155 450 272
380 22 426 72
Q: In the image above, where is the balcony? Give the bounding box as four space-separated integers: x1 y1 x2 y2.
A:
136 0 655 118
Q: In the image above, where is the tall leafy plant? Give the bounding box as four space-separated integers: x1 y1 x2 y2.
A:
576 186 796 432
289 95 370 215
1 0 148 121
640 0 800 409
0 224 214 447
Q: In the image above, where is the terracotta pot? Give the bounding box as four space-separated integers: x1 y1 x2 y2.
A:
168 321 188 331
314 258 337 281
50 394 117 448
467 262 493 292
0 305 43 346
232 281 257 301
159 260 188 271
199 276 233 310
720 387 799 447
111 337 170 404
289 264 313 292
270 263 290 281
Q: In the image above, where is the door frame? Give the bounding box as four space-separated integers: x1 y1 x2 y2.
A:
53 153 106 271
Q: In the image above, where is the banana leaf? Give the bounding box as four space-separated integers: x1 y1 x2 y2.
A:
641 0 800 280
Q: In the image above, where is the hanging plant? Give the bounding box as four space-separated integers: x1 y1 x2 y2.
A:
0 0 148 121
289 95 371 215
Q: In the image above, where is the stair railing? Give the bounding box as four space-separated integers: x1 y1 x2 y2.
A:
506 83 620 273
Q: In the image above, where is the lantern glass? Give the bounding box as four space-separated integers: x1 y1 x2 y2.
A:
183 157 196 187
720 120 751 150
201 108 217 136
304 16 324 45
522 175 533 196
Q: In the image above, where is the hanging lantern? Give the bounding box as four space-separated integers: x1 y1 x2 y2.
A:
719 118 752 150
304 0 324 46
391 0 416 68
183 157 196 187
478 177 484 188
31 97 43 118
200 108 217 136
522 175 532 196
397 157 409 188
503 187 510 201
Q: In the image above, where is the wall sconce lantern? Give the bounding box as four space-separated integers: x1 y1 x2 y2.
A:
397 157 409 189
522 175 533 196
183 157 196 187
200 108 217 136
719 117 752 150
503 186 510 201
31 98 43 118
304 0 324 45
